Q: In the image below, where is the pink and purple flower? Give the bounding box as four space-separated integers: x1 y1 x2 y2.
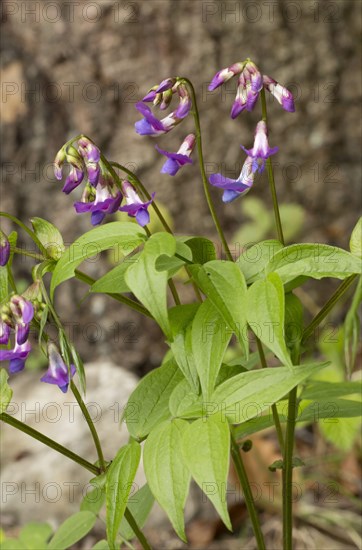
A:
135 80 192 136
209 156 255 203
119 180 154 227
156 134 195 176
241 120 278 173
40 343 76 393
74 175 123 226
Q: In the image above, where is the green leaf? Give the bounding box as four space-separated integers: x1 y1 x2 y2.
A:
265 243 362 283
234 397 362 440
47 511 96 550
125 233 176 338
349 217 362 257
247 273 292 367
237 240 283 283
212 362 328 424
168 304 200 393
125 359 184 439
192 260 248 357
92 541 109 550
284 292 303 354
178 236 217 264
80 484 105 515
301 380 362 401
0 369 13 413
19 522 52 549
192 299 232 399
119 484 154 541
182 414 231 530
50 222 146 298
344 277 361 375
144 420 190 541
1 540 27 549
31 217 65 260
168 379 203 418
156 240 193 275
106 441 141 549
91 253 140 295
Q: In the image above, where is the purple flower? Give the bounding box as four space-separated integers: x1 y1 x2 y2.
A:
241 120 278 173
54 148 66 180
62 166 84 194
119 180 154 227
208 59 295 117
78 137 101 186
40 344 76 393
74 177 123 226
9 295 34 345
155 134 195 176
0 320 10 345
0 340 32 374
209 156 255 203
263 75 295 112
135 80 192 136
208 62 245 91
0 230 10 267
78 137 101 163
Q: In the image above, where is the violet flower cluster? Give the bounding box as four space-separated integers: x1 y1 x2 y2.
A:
208 59 295 203
54 137 153 227
135 77 196 177
0 292 76 392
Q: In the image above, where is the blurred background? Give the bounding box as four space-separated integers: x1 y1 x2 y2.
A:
1 1 361 548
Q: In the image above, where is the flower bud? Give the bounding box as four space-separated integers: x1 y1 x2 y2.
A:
0 230 10 267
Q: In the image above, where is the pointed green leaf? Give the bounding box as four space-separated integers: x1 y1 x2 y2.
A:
47 511 96 550
119 484 154 541
168 379 203 418
192 299 232 399
125 233 176 338
265 243 361 283
182 414 231 530
192 260 248 357
144 420 190 541
237 240 283 283
91 253 140 294
0 369 13 413
106 441 141 549
125 359 184 439
247 273 292 367
349 217 362 257
178 236 217 264
212 362 328 424
19 522 52 549
31 217 65 260
168 304 200 392
50 222 146 297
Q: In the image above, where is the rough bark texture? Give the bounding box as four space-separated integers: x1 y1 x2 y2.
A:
1 0 361 368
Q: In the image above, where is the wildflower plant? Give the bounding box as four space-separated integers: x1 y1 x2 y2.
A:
0 58 361 550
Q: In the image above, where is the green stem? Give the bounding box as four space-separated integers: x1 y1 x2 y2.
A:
0 412 99 475
74 269 153 319
282 386 298 550
230 431 266 550
110 161 173 234
256 339 285 452
260 89 285 246
302 275 357 345
110 162 203 303
71 381 106 472
13 247 45 261
124 508 153 550
181 78 233 262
